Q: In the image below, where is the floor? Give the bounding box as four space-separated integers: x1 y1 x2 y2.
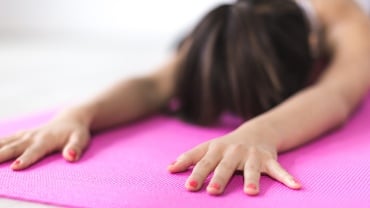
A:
0 34 171 207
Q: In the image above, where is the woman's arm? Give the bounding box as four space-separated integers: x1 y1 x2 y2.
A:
240 0 370 152
61 55 178 132
0 55 178 170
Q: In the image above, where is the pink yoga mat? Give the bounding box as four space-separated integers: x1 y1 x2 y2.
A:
1 96 370 208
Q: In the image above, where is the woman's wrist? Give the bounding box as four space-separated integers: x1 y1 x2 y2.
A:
235 118 282 150
54 103 99 128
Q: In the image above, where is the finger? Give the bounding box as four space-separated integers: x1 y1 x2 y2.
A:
265 159 301 189
243 153 262 196
185 146 222 191
0 140 28 164
206 148 241 195
0 135 18 147
168 143 208 173
11 144 49 170
62 131 90 162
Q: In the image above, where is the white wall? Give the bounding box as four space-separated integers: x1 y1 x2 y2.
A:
0 0 232 40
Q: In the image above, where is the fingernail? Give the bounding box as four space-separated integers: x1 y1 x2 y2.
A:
13 160 21 166
189 180 198 188
209 183 221 191
68 149 77 159
246 184 257 190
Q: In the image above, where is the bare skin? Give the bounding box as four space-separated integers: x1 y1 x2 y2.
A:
1 0 370 196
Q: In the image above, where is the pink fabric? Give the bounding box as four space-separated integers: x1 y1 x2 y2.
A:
1 97 370 208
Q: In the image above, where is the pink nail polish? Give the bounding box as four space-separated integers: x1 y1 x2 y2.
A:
68 149 76 159
210 183 221 190
246 184 257 190
189 180 198 188
14 160 21 165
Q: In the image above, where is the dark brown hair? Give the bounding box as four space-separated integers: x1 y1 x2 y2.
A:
174 0 314 125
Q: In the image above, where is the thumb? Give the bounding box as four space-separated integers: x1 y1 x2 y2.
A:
62 131 90 162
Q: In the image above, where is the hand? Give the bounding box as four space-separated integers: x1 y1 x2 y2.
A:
0 113 91 170
168 127 302 196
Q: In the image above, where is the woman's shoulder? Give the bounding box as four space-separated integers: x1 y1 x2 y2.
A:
309 0 369 56
311 0 366 25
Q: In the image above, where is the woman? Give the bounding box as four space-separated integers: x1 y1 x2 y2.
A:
1 0 369 196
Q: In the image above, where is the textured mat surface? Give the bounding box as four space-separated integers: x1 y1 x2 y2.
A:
0 96 370 208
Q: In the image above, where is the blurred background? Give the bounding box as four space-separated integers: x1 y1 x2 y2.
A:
0 0 231 120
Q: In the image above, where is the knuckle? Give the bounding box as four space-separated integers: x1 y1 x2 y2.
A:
76 133 90 146
197 159 214 169
248 147 259 155
190 171 206 180
275 171 292 181
209 141 227 151
213 174 229 184
177 153 190 162
264 158 275 166
15 130 28 137
229 144 246 153
260 164 269 173
29 143 45 152
218 161 235 171
208 143 220 152
266 157 276 165
20 133 34 142
20 153 38 164
191 165 211 179
80 130 91 138
35 131 53 139
23 130 37 138
262 159 277 172
6 144 20 156
27 143 49 156
20 135 36 145
244 163 259 171
264 151 277 160
13 133 21 138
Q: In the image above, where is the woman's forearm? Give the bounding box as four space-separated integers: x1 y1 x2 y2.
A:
57 56 177 132
238 85 353 152
57 55 178 131
238 39 370 152
57 77 165 132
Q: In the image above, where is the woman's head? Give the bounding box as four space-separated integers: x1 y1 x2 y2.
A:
174 0 314 125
